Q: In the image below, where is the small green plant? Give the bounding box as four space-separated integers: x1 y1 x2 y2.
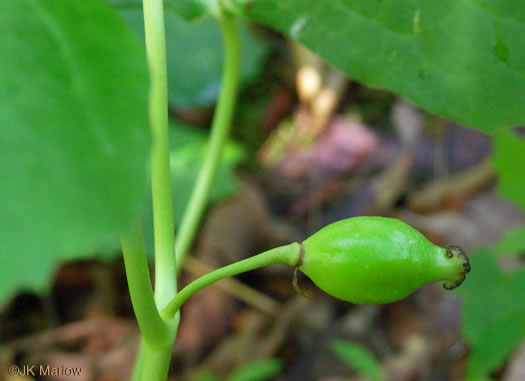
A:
196 358 283 381
331 340 383 381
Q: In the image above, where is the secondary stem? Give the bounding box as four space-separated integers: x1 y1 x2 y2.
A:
143 0 177 310
162 243 301 319
121 225 170 348
175 13 241 273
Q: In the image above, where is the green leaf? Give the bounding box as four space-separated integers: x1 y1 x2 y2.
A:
227 358 283 381
107 0 141 7
490 225 525 255
142 123 243 254
0 0 149 300
165 0 214 21
456 251 525 377
237 0 525 131
492 128 525 211
118 7 269 107
109 0 214 21
466 376 496 381
169 123 243 223
467 313 525 379
331 340 383 381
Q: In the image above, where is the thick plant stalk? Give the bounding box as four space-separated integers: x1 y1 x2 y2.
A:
175 14 241 272
143 0 177 311
125 0 179 380
139 342 174 381
126 2 241 380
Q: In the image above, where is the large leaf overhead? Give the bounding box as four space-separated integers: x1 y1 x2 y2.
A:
0 0 150 299
237 0 525 132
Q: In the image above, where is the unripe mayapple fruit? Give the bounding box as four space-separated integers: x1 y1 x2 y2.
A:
299 217 470 304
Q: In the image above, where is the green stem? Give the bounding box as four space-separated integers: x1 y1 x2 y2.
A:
126 1 178 380
162 243 301 319
130 339 145 381
175 13 241 272
121 226 170 348
143 0 176 310
140 342 174 381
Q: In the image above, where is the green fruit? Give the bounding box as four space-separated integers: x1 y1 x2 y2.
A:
300 217 470 304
